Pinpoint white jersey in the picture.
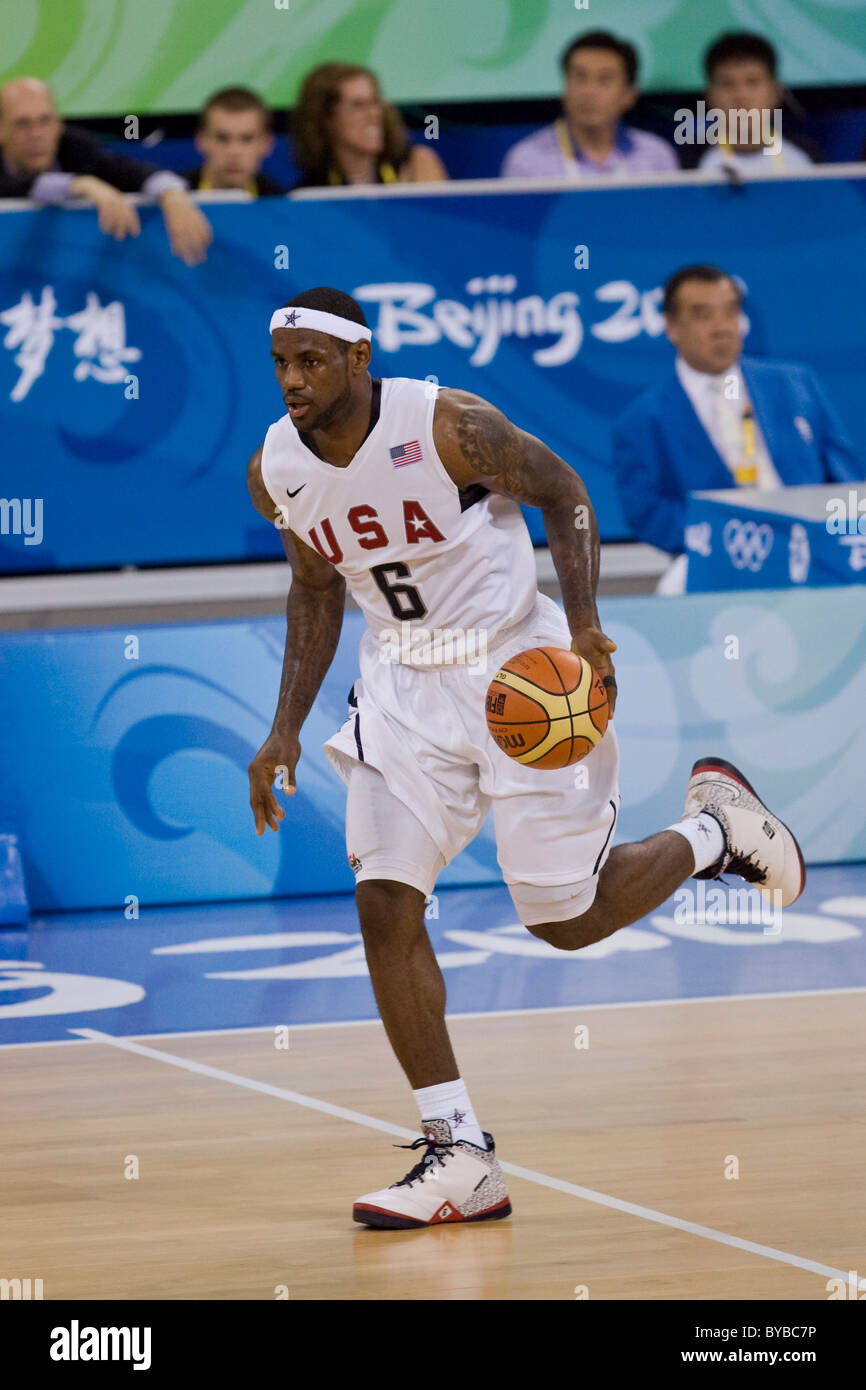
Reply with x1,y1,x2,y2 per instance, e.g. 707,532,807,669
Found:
260,376,538,665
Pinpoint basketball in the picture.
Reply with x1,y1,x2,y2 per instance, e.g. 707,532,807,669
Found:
485,646,609,769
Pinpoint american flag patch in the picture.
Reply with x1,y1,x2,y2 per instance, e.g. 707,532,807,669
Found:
390,439,423,467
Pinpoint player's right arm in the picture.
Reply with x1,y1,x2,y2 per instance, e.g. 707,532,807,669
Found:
246,446,346,835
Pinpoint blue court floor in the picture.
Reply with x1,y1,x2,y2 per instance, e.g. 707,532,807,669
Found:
1,864,864,1046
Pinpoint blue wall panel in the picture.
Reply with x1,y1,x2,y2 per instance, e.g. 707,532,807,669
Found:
0,586,863,912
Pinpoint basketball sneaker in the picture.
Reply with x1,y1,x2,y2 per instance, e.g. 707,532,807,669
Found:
352,1118,511,1229
682,756,806,907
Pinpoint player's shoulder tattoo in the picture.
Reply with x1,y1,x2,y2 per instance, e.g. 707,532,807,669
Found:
454,399,519,478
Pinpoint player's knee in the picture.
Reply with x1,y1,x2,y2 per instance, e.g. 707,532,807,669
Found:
355,877,427,940
525,918,579,950
515,879,605,951
524,905,602,952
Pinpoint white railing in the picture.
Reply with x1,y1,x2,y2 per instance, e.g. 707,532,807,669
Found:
1,162,865,213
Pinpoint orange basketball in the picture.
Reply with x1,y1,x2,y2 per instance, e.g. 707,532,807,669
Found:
484,646,609,769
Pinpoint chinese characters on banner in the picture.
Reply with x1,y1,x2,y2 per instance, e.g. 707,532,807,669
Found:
0,287,141,401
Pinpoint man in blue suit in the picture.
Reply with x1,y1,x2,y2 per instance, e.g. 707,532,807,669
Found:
612,264,862,556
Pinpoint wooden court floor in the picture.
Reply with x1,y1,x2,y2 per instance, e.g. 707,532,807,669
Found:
2,992,864,1300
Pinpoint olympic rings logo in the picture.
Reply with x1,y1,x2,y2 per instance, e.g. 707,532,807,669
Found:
722,518,774,571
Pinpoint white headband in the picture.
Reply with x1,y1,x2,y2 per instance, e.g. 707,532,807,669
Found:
269,306,372,342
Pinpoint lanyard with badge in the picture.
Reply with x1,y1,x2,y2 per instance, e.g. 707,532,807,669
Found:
328,161,398,185
734,404,758,485
554,118,584,174
719,140,785,170
198,174,258,196
712,377,759,485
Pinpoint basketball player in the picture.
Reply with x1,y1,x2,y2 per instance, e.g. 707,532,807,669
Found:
247,287,805,1229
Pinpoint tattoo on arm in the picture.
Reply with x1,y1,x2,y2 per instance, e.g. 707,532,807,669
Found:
272,568,345,735
247,445,345,733
543,493,600,632
455,406,561,505
454,402,601,628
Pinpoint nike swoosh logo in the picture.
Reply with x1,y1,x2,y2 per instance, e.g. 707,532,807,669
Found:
286,484,306,498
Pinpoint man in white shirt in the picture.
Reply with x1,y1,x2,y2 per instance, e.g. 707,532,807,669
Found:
612,264,862,586
697,33,814,176
673,355,781,491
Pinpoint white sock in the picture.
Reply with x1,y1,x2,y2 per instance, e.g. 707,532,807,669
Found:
413,1077,488,1150
667,813,725,872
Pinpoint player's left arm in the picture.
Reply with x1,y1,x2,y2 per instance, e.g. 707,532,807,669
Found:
433,388,617,711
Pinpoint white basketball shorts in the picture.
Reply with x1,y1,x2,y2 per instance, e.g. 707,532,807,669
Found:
324,592,620,926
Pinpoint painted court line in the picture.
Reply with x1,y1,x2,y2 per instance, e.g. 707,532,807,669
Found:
71,1026,862,1289
1,983,865,1050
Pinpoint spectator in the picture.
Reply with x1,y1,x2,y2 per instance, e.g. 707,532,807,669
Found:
500,31,678,180
697,33,815,174
291,63,447,187
0,77,212,265
612,264,861,561
183,86,285,196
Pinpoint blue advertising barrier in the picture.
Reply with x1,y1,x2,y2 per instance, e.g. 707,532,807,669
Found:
0,585,863,912
2,173,866,573
685,483,866,592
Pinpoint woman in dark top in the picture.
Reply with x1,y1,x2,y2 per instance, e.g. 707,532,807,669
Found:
291,62,448,188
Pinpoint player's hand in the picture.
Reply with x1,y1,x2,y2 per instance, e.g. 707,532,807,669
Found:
248,732,300,836
571,627,617,716
73,177,141,240
159,189,212,266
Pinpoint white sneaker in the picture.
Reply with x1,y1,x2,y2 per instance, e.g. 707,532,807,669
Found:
353,1118,512,1229
683,756,806,908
